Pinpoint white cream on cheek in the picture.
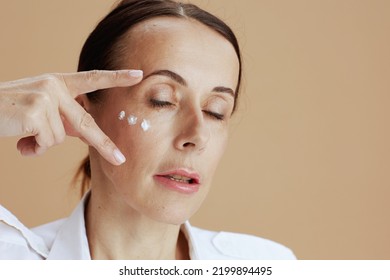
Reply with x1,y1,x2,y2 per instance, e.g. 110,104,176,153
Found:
118,110,126,120
141,119,151,131
127,115,138,125
118,110,151,131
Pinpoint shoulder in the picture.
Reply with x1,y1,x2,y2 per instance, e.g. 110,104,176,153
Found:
188,225,296,260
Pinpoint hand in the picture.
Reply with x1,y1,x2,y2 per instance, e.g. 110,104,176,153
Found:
0,69,143,165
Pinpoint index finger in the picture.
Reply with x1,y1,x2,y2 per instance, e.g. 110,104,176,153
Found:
62,99,126,165
59,69,143,97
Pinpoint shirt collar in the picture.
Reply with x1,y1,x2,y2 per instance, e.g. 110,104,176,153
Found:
46,192,91,259
46,192,200,260
0,204,49,258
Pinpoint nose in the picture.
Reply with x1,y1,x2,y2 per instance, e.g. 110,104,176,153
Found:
173,109,210,153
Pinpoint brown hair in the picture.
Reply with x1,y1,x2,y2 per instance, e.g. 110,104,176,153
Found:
74,0,242,196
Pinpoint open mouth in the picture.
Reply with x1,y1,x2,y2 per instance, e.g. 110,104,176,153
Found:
161,174,198,184
154,170,201,194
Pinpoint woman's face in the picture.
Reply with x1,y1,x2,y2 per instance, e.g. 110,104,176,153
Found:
88,17,239,224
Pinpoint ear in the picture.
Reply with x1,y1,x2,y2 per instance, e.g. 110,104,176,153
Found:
75,94,91,112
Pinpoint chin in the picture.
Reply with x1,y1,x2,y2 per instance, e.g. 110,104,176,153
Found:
145,204,200,225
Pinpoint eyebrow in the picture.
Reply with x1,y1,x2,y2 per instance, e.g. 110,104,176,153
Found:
144,69,235,97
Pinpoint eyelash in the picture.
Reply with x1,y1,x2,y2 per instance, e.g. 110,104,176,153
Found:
204,111,225,121
150,99,174,108
149,99,225,121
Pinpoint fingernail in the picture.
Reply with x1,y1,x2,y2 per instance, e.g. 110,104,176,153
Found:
113,149,126,164
129,70,143,77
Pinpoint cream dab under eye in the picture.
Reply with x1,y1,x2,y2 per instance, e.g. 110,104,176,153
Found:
118,111,126,120
117,110,151,131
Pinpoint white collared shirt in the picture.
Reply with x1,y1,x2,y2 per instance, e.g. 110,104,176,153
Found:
0,194,296,260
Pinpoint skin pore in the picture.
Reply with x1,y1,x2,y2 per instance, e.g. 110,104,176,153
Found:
80,17,239,259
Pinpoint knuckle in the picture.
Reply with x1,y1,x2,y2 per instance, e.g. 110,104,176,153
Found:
31,74,63,101
31,91,51,105
22,99,50,130
51,73,68,92
99,136,113,150
36,132,55,149
22,105,47,133
54,130,66,145
110,70,121,81
44,137,55,148
21,119,36,135
79,111,95,130
36,74,59,91
85,70,101,82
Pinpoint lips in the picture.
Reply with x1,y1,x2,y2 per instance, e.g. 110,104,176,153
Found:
154,169,201,194
160,174,199,184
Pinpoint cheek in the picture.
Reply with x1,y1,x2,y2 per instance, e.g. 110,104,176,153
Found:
213,132,228,161
205,128,229,173
110,107,175,154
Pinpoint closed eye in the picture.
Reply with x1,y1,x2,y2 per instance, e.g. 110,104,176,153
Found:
151,99,224,120
150,99,174,108
204,110,225,121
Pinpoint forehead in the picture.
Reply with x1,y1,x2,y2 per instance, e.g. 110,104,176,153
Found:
116,17,239,90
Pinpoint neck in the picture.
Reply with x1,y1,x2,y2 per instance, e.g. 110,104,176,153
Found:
85,188,189,260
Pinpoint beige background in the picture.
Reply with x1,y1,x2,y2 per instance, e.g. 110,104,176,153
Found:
0,0,389,259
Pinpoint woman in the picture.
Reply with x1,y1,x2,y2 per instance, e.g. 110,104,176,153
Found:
0,0,295,259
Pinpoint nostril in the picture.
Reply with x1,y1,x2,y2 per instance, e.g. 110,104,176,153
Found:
183,142,194,147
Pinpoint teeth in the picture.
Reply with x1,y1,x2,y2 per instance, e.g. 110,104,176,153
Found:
168,175,191,183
